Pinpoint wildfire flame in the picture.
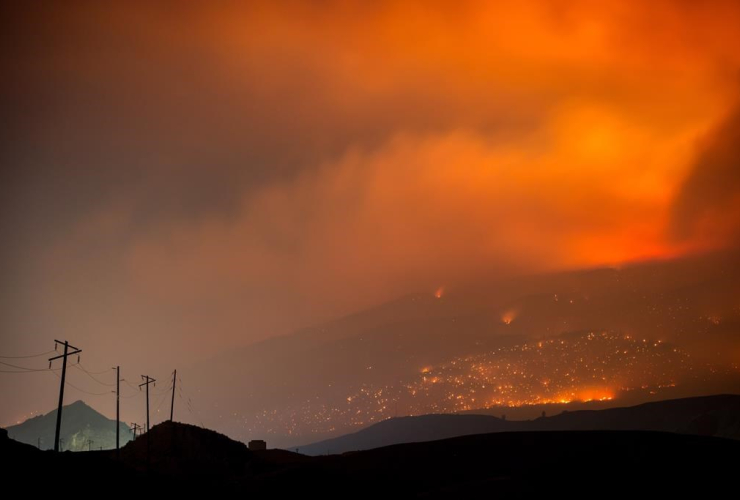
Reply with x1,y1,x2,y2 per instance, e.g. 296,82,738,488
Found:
501,309,518,325
555,388,615,403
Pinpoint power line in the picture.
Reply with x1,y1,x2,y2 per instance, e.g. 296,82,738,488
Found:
0,349,56,359
0,367,58,373
0,360,59,372
153,390,170,416
77,362,114,375
71,363,116,386
151,376,175,419
176,376,205,427
150,383,173,397
123,379,141,392
0,360,77,374
177,390,204,428
51,370,110,396
119,381,141,398
120,386,140,396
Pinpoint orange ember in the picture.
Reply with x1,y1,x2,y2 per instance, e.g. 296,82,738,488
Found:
501,309,518,325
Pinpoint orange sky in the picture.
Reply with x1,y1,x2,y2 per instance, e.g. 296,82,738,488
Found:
2,0,740,360
119,0,740,307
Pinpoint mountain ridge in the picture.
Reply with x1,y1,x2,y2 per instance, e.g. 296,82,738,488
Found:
296,393,740,455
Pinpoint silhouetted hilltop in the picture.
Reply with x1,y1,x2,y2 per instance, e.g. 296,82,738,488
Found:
0,427,38,456
297,394,740,455
5,399,131,451
298,413,517,455
2,424,738,496
529,393,740,437
0,424,144,493
302,430,740,496
113,420,252,476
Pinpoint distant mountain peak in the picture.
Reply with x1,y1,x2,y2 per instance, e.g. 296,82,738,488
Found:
5,399,131,451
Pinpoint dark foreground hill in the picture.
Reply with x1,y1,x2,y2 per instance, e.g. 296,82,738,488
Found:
2,421,739,496
111,419,253,476
298,394,740,455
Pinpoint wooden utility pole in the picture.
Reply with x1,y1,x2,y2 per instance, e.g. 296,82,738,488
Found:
114,365,120,459
170,369,177,421
139,375,156,432
139,374,156,472
49,340,82,452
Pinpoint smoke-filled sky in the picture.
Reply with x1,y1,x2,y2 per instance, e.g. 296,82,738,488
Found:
2,1,740,427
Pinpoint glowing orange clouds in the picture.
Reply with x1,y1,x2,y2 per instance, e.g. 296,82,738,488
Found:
17,0,740,346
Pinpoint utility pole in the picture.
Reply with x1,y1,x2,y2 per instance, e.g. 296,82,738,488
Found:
131,423,141,439
113,366,120,460
139,374,156,472
49,340,82,453
170,369,177,421
88,439,94,452
139,375,156,432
